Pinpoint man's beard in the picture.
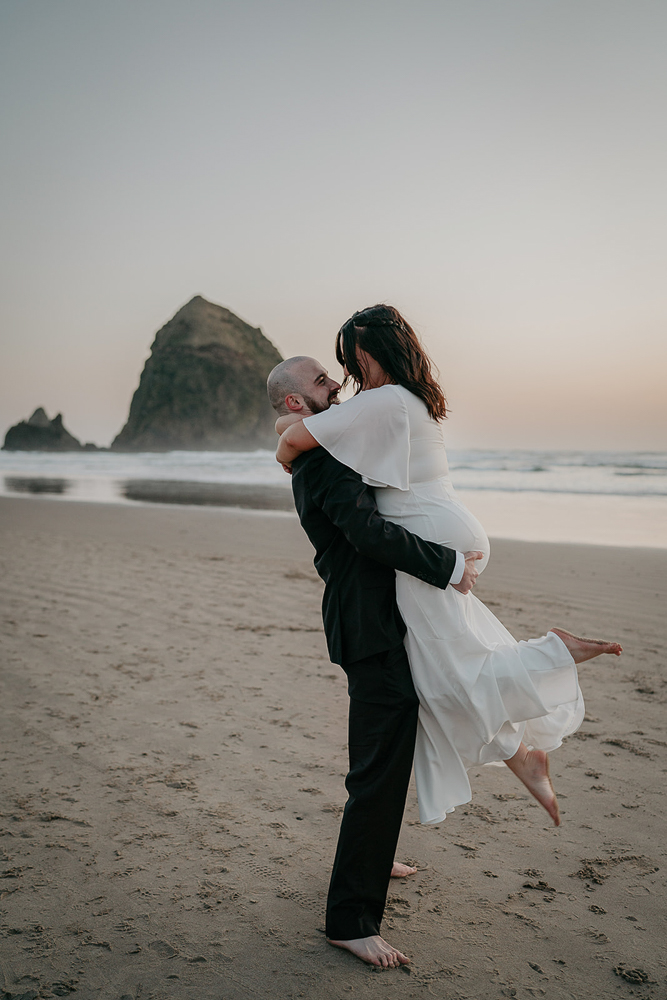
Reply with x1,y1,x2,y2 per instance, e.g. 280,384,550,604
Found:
302,389,339,414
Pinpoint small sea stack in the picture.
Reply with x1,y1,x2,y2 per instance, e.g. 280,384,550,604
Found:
2,408,90,451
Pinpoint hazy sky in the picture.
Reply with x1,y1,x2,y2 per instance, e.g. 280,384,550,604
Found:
1,0,666,449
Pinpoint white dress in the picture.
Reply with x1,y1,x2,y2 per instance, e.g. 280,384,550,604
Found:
304,385,584,824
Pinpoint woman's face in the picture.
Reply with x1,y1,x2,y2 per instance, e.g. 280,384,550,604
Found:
348,346,391,390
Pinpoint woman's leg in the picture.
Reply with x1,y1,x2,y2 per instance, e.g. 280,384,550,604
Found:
503,633,622,825
504,743,560,826
550,628,622,661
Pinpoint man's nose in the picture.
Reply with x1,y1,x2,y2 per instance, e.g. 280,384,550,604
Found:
327,377,341,391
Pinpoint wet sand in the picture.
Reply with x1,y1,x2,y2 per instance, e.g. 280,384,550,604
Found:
2,477,296,512
1,495,665,999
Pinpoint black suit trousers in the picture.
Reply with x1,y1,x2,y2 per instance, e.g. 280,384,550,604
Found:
325,643,419,940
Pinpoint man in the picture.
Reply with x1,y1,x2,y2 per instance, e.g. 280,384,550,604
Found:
266,356,480,968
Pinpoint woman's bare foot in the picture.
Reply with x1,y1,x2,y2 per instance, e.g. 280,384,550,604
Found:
550,628,622,663
505,744,561,826
391,862,417,878
327,935,410,968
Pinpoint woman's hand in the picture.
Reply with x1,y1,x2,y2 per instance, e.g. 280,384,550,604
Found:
276,421,320,466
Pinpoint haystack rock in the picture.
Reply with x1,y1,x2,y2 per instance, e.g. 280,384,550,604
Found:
3,408,85,451
112,296,283,451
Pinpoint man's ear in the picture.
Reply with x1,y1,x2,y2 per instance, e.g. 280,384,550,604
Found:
285,393,305,413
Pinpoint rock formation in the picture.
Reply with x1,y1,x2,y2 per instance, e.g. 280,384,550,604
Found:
112,296,283,451
3,408,86,451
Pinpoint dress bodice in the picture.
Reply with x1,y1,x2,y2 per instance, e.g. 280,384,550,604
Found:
303,384,450,490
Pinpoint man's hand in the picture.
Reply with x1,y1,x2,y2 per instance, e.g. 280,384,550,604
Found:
451,551,484,594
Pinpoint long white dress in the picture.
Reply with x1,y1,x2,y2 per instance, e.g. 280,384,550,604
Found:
304,385,584,824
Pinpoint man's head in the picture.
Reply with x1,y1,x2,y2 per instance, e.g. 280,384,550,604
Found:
267,356,341,416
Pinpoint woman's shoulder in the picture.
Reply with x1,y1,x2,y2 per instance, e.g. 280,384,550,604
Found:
344,383,406,409
304,384,407,431
393,383,430,412
349,383,407,415
302,384,411,490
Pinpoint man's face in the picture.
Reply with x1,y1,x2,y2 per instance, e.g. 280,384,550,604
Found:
295,359,341,414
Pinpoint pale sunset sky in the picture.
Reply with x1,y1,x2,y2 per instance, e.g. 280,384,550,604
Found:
1,0,666,449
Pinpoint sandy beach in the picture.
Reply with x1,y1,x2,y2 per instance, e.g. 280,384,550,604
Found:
1,495,666,1000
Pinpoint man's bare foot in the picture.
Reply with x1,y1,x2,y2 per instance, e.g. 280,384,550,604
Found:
391,862,417,878
327,934,410,968
550,628,622,663
505,744,561,826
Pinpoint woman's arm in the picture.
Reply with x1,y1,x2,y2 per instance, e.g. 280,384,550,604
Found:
276,421,320,466
275,412,304,435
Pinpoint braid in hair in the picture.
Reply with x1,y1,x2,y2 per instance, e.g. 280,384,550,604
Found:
335,305,448,421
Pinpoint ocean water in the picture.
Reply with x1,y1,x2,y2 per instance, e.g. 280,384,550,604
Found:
1,448,666,547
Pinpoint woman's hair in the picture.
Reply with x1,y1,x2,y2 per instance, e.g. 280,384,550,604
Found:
335,304,448,421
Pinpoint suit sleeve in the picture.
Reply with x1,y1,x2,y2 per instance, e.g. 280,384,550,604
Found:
305,450,457,590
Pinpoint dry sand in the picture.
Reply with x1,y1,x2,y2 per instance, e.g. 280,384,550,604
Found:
1,496,666,1000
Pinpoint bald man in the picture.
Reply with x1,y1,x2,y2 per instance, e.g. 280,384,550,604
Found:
267,357,475,968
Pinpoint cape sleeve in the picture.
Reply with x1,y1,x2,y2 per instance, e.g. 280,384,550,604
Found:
302,384,410,490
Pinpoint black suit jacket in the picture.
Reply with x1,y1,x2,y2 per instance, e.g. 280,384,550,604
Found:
291,448,457,666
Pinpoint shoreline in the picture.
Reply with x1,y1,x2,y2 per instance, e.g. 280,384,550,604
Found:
1,489,666,550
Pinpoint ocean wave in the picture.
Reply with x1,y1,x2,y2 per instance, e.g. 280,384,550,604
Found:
448,450,667,472
2,448,667,500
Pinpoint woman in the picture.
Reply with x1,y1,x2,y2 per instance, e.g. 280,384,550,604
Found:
277,305,621,826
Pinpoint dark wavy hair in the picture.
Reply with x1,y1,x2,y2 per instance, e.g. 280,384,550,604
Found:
335,304,448,421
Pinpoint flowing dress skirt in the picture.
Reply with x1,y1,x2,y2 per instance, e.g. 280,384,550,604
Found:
376,476,584,824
